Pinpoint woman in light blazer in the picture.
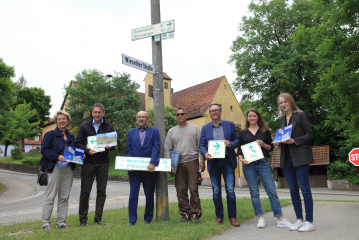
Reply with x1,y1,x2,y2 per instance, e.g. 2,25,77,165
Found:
273,93,315,232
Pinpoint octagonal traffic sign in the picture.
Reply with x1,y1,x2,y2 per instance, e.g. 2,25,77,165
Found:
349,148,359,166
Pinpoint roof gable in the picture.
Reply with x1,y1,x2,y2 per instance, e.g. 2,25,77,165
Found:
172,76,223,118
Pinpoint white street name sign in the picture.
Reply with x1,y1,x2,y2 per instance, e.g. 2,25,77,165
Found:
132,20,175,41
122,54,155,74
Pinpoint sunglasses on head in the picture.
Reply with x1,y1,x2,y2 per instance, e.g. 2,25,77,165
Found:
175,113,185,116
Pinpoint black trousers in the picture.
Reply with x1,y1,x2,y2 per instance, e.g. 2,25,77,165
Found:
79,163,109,222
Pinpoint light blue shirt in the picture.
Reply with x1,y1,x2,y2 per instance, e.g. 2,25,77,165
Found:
92,118,103,133
212,121,228,155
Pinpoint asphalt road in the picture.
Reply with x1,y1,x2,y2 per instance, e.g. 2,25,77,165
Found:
1,168,359,239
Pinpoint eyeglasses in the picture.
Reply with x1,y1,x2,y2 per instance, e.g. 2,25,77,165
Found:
209,109,221,113
175,113,185,116
136,116,148,119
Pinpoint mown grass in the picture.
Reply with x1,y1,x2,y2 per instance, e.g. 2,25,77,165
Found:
0,198,292,239
0,182,5,194
0,151,42,164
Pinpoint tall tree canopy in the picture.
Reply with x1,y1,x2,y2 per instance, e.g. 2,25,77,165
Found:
64,69,142,152
147,105,177,134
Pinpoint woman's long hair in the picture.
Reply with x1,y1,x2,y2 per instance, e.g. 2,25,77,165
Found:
277,93,302,117
243,108,269,133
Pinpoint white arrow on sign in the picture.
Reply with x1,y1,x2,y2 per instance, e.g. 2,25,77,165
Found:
132,20,175,41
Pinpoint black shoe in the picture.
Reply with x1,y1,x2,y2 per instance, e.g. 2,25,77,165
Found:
94,218,105,225
127,222,136,226
79,221,87,227
145,221,151,224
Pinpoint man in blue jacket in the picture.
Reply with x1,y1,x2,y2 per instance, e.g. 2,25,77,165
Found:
126,111,161,226
199,103,240,227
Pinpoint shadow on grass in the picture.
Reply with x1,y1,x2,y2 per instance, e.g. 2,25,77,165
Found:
0,198,292,239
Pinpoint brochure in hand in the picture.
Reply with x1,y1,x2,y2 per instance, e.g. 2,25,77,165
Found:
170,151,180,173
63,146,84,165
273,124,293,142
240,141,264,163
96,131,117,148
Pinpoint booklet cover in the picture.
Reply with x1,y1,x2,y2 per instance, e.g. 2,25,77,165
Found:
240,141,264,163
170,151,180,173
115,157,171,172
87,136,105,152
64,146,84,165
208,140,225,158
97,131,117,148
57,160,69,168
273,124,293,142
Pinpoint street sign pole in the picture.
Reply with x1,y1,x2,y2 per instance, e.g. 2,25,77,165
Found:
151,0,169,221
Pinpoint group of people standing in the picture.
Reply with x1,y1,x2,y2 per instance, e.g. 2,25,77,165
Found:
39,92,315,233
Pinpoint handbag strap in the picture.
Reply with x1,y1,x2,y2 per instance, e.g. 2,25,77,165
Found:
44,130,56,173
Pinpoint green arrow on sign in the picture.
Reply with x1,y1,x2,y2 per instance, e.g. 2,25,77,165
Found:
214,143,220,150
249,145,256,153
167,22,172,27
90,139,96,144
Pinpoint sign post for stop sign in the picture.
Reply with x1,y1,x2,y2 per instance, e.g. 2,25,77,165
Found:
349,148,359,166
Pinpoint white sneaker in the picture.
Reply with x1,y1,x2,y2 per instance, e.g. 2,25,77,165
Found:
298,221,315,232
289,220,304,231
257,218,265,228
277,218,293,228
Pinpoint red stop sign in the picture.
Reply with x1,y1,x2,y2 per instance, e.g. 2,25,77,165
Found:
349,148,359,166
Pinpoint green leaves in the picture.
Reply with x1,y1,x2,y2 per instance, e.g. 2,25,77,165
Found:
147,105,177,134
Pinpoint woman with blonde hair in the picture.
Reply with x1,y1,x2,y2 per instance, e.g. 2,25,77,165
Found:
237,108,292,228
40,110,78,230
273,93,315,232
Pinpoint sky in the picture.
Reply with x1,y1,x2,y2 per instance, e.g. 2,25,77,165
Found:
0,0,253,117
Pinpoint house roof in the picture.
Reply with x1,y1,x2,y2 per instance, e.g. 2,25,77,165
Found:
163,72,172,80
271,145,330,167
42,118,55,128
136,92,146,111
172,76,224,118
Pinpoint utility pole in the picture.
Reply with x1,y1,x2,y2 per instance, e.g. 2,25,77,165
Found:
151,0,169,221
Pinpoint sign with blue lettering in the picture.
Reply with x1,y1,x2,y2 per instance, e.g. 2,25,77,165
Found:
115,157,171,172
240,141,264,163
208,140,225,158
122,54,155,74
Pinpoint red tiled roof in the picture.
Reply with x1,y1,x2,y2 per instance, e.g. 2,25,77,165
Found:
172,76,224,118
163,72,172,80
136,92,146,111
271,145,330,167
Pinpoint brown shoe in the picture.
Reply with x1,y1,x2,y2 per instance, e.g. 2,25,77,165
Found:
230,218,240,227
192,215,200,224
215,218,223,225
79,221,86,227
177,216,190,223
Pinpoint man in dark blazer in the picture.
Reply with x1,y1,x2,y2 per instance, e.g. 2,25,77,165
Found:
126,111,161,226
199,103,240,227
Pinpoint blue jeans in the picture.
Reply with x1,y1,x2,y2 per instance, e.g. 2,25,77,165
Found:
243,158,282,217
282,158,313,222
209,158,237,220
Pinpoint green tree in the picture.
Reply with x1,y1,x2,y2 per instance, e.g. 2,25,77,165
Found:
16,87,52,125
64,69,142,153
147,105,177,134
2,103,40,157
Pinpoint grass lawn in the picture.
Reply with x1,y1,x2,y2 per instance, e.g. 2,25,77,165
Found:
0,182,5,194
0,198,292,239
0,151,42,164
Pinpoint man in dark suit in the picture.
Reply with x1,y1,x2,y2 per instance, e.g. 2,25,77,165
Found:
126,111,161,226
199,103,240,227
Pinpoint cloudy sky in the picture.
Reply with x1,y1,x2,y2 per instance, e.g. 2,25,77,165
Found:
0,0,252,116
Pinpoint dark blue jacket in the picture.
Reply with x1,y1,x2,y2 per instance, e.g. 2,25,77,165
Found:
39,127,76,170
199,120,239,172
126,126,161,175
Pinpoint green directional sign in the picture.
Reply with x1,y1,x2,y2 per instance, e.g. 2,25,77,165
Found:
208,140,225,158
241,141,264,163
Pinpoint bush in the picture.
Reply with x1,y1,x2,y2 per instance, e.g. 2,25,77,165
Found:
22,157,41,166
328,161,359,184
11,147,23,160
